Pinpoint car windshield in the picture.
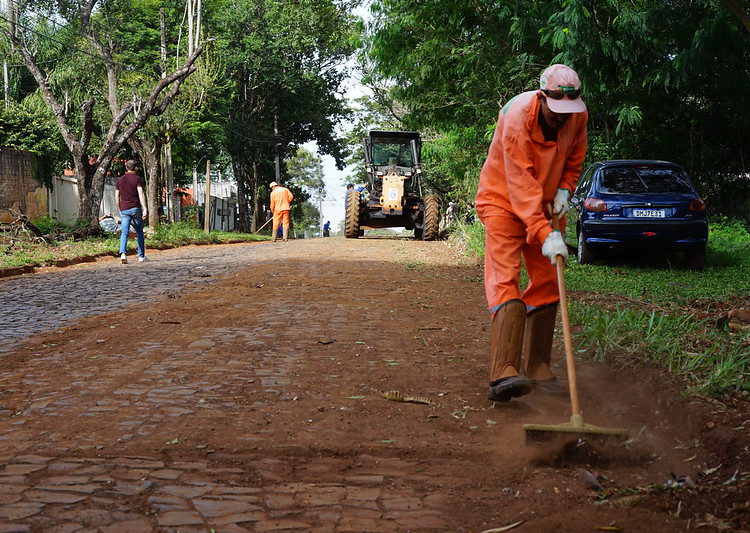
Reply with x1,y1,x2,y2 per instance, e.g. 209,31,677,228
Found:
371,141,414,167
599,166,694,194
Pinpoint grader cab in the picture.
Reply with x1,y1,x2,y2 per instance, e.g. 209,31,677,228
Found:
344,130,439,240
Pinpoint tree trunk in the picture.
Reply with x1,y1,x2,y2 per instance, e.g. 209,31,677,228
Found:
76,163,99,228
252,160,260,232
129,137,163,227
234,157,250,233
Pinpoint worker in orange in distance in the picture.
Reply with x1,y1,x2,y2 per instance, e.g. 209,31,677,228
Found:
269,181,294,242
474,64,588,403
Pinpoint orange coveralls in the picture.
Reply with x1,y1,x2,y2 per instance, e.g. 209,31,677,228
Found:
475,91,588,315
270,186,294,235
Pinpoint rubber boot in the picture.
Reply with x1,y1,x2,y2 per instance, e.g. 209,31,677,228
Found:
487,299,532,402
282,226,289,242
523,304,567,396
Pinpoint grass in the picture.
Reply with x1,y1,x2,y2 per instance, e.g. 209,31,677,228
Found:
451,217,750,394
0,221,269,270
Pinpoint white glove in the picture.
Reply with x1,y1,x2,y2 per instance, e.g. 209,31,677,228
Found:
542,230,568,265
553,188,571,215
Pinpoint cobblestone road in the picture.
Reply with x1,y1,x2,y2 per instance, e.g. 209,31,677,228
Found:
0,239,713,532
0,243,269,353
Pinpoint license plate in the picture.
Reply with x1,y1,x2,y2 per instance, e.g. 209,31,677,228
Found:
633,209,666,218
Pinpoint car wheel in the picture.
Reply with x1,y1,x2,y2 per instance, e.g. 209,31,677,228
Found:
577,230,596,264
685,247,706,270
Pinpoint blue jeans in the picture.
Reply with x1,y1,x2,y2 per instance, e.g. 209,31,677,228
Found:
119,207,146,257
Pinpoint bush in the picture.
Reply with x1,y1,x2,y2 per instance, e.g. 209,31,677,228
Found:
32,215,73,235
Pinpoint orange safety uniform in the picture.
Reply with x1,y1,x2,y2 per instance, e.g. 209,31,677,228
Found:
475,91,587,314
270,186,294,235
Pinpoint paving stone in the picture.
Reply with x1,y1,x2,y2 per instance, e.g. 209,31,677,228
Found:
193,499,261,518
24,490,87,504
45,524,83,533
335,517,397,532
0,503,45,520
381,497,422,511
254,519,313,532
345,487,381,501
11,456,51,465
110,468,151,481
149,469,183,480
100,519,153,533
46,508,112,526
43,476,92,485
34,484,100,495
344,475,384,484
156,511,204,527
210,525,251,533
263,494,296,510
161,485,211,498
111,458,164,469
0,523,31,533
210,511,266,525
0,465,44,476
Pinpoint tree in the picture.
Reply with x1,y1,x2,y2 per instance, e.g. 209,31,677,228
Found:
365,0,750,212
213,0,359,232
0,0,204,229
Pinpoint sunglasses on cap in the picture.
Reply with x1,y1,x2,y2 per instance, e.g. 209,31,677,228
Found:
542,87,582,100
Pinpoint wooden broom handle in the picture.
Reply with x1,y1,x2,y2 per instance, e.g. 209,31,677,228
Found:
550,211,582,417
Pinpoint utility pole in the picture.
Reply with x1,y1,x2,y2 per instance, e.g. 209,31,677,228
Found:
160,8,176,223
204,159,211,234
318,187,323,237
4,59,10,109
274,114,281,183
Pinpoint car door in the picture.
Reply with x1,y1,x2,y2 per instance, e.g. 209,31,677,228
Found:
564,164,596,246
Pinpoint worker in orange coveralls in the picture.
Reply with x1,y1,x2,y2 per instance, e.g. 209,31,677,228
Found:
475,64,588,403
269,181,294,242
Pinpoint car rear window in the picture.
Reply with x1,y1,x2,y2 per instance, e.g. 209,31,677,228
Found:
599,166,694,194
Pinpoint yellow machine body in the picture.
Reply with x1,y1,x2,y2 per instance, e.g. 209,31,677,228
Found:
380,172,406,215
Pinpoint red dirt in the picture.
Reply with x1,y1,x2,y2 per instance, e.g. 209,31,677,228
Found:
0,237,747,532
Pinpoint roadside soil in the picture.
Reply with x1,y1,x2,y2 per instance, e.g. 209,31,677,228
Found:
0,237,748,532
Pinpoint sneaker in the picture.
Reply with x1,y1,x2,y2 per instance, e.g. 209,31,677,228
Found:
120,253,128,264
138,256,150,263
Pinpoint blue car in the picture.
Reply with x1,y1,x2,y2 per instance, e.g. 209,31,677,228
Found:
564,160,708,269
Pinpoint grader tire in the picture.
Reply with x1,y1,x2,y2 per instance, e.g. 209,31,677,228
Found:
345,190,361,238
422,195,440,241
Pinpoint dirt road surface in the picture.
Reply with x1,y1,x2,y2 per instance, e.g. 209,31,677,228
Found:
1,237,747,532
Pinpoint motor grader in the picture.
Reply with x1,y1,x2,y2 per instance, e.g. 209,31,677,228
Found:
344,130,440,239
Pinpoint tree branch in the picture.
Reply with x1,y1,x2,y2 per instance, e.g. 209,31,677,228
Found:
0,28,79,154
79,0,120,114
722,0,750,33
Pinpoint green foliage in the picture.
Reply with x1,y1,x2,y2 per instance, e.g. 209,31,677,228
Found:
365,0,750,214
0,103,67,183
421,126,490,199
0,223,269,270
31,215,74,235
571,303,749,395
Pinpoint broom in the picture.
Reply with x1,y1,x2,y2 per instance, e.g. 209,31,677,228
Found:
523,211,630,441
